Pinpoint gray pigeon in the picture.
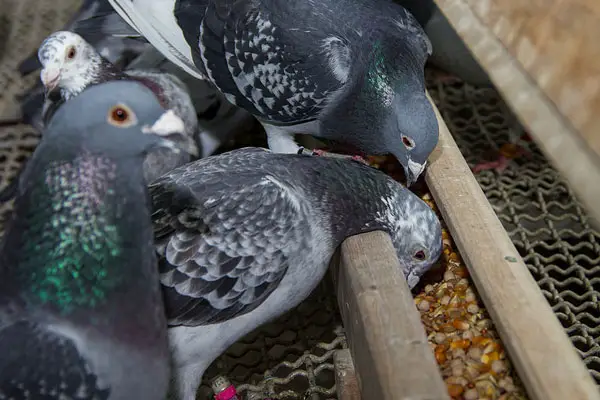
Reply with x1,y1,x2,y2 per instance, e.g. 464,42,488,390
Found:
0,81,180,399
107,0,439,186
37,30,199,182
124,45,260,158
149,147,443,400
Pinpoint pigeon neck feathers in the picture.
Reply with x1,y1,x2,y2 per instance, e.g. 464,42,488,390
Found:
61,55,124,100
0,135,157,331
291,158,412,243
319,35,428,151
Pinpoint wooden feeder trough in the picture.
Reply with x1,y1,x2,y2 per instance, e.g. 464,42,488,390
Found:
329,99,600,400
330,0,600,397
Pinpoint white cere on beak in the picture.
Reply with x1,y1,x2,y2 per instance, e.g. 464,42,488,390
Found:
142,110,185,137
408,159,426,180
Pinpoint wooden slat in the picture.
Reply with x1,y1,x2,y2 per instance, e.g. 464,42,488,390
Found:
331,231,450,400
424,97,600,400
333,349,362,400
432,0,600,225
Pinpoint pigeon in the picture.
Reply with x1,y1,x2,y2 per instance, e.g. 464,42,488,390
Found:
124,45,260,158
148,146,444,399
389,0,533,173
37,30,199,182
6,31,257,161
0,80,182,399
17,0,146,78
107,0,439,186
3,0,148,131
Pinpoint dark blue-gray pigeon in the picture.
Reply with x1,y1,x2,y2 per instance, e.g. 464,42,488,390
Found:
107,0,439,186
0,80,180,399
149,146,444,399
389,0,533,173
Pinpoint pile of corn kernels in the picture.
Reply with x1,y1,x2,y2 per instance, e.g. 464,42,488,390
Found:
367,155,528,400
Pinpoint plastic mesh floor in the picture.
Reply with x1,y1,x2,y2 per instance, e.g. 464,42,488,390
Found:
0,0,598,398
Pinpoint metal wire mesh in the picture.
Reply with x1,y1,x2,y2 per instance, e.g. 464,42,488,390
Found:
0,0,598,397
427,76,600,385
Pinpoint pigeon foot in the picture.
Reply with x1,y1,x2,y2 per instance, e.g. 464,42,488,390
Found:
471,143,532,174
298,147,368,165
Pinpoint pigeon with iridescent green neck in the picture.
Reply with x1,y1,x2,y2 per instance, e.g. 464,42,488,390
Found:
0,81,180,400
107,0,439,186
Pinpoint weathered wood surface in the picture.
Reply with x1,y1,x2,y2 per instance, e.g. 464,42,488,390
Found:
424,97,600,400
331,231,450,400
333,349,362,400
433,0,600,224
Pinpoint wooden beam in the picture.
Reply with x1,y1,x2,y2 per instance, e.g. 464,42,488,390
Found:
333,349,362,400
331,231,450,400
432,0,600,225
424,97,600,400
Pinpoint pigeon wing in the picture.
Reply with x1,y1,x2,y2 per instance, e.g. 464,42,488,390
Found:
149,149,309,326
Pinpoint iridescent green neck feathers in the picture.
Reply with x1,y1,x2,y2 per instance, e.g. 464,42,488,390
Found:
13,153,128,314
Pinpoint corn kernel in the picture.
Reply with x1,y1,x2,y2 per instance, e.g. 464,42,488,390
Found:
447,383,464,397
434,332,446,344
435,351,447,364
448,252,461,263
468,347,483,360
451,339,471,349
443,270,457,281
417,299,430,312
435,344,447,353
491,359,507,374
464,388,478,400
467,303,480,314
452,319,470,331
454,266,469,278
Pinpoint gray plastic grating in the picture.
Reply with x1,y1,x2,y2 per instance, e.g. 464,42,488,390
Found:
0,0,598,397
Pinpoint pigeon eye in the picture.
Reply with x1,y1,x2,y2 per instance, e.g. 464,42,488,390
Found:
107,104,137,128
413,250,426,261
66,46,76,60
402,135,415,150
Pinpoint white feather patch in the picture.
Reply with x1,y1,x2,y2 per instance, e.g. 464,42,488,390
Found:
107,0,206,79
142,110,185,136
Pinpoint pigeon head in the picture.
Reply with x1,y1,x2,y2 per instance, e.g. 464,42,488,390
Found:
45,80,184,158
38,31,106,99
321,39,438,186
381,182,443,289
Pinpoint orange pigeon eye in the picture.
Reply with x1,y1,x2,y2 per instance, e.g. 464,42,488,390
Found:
107,104,137,127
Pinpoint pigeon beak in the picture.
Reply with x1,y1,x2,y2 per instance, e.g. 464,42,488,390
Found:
406,271,419,290
40,68,61,98
405,159,426,187
142,110,187,155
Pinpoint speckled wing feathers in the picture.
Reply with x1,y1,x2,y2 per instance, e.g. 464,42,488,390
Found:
0,321,109,400
150,149,309,326
199,1,340,124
